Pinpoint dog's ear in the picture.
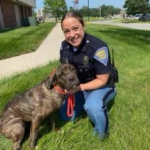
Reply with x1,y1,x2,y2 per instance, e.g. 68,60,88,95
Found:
47,69,57,89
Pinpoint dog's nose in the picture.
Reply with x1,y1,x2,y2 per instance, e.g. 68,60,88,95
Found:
68,75,75,81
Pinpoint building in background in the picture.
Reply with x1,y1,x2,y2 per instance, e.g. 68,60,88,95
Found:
0,0,36,29
37,8,43,18
36,8,53,21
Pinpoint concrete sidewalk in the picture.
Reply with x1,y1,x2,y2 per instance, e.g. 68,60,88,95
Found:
0,21,149,80
0,23,64,79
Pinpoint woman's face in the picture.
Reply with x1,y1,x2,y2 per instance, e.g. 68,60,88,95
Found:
62,17,85,47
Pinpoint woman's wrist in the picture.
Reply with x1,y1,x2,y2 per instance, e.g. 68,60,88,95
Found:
80,84,84,91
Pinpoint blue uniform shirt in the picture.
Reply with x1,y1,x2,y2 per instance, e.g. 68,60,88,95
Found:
60,33,111,83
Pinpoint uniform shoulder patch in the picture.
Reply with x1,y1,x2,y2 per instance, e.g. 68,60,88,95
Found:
94,47,108,66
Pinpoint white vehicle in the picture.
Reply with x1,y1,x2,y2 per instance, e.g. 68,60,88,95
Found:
133,14,142,20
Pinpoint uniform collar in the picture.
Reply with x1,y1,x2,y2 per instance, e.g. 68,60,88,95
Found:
77,33,89,53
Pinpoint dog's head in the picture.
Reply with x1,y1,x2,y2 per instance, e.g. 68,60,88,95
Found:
48,64,79,91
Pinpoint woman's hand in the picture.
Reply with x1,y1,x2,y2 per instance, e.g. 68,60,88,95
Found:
65,73,110,94
65,85,81,94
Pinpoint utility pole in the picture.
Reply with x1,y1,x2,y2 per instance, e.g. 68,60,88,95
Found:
99,5,101,19
88,0,89,21
73,0,79,11
73,1,75,10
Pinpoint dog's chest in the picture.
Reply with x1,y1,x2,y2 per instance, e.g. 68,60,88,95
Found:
33,98,62,117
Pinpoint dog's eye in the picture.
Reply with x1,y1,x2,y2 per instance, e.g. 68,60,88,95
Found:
71,67,76,72
59,74,64,79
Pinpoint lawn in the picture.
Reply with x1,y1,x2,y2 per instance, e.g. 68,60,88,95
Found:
0,24,150,150
0,22,56,60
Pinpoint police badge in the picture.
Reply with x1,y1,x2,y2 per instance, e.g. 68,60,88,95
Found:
83,56,89,65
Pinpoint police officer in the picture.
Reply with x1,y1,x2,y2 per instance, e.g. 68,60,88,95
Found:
59,11,116,138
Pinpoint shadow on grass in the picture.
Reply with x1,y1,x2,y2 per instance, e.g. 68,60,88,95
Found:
0,26,35,34
108,97,116,112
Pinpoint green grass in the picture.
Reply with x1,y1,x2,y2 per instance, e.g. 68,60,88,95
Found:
0,24,150,150
0,22,56,60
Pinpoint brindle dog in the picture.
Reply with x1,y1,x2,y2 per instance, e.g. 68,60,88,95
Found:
0,63,79,150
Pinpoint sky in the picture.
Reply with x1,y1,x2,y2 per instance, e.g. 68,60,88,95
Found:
36,0,126,10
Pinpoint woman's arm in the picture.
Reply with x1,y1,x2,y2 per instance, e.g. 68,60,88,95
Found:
80,73,110,91
65,73,110,94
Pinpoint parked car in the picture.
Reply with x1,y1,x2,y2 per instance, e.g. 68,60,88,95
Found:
126,15,133,19
139,14,150,21
133,14,143,20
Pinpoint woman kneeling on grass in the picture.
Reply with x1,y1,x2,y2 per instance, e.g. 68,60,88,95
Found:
59,11,117,138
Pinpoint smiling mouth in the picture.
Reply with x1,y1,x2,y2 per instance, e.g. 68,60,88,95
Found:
70,37,79,43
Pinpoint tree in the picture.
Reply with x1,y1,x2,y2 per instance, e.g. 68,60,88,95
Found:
43,0,67,22
103,5,114,17
79,6,89,17
68,6,74,12
113,8,121,15
124,0,150,15
90,8,100,17
100,5,121,17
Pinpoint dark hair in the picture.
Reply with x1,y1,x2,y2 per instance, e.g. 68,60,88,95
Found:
61,11,84,29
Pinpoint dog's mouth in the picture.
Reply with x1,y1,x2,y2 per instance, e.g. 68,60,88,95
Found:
66,83,79,91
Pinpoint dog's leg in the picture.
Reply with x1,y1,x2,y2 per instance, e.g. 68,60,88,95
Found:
30,118,41,149
12,121,25,150
49,113,62,133
13,139,23,150
49,113,56,131
1,119,25,150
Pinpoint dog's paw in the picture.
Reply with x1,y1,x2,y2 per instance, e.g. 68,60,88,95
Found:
14,143,22,150
58,129,64,134
53,127,64,134
30,142,36,150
